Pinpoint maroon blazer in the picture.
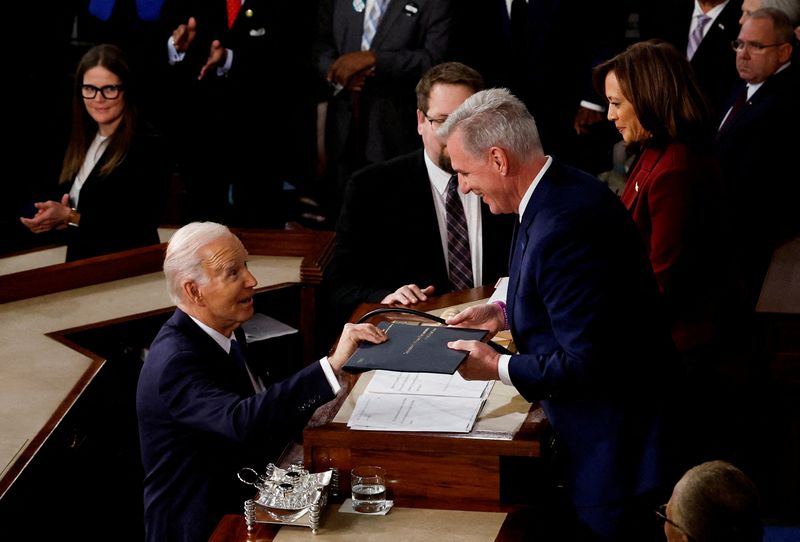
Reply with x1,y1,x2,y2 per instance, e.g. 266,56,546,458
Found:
621,142,740,352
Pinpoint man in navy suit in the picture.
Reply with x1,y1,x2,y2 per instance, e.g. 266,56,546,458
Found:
325,62,513,328
136,221,386,542
441,89,676,541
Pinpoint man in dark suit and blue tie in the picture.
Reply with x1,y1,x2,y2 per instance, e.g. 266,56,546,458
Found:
441,89,676,541
136,221,386,542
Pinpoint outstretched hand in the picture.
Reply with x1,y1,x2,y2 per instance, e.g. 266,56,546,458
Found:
448,339,500,381
328,323,388,373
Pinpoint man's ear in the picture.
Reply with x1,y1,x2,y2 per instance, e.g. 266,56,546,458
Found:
183,281,203,305
416,109,426,136
489,146,509,176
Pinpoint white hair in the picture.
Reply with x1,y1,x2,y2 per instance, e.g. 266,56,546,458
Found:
436,88,543,161
163,222,233,305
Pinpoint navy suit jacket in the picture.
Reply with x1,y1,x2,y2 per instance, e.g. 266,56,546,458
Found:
326,149,513,322
505,160,674,538
136,309,334,542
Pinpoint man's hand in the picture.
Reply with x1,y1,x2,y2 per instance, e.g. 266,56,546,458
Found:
328,323,388,373
381,285,435,306
327,51,376,90
198,40,227,80
19,194,71,233
446,303,504,335
172,17,197,53
573,106,605,135
448,340,500,380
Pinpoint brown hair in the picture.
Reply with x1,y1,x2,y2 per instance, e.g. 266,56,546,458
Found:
416,62,485,114
592,40,715,148
60,44,137,183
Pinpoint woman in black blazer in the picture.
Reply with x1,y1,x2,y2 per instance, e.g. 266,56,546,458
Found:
20,43,170,261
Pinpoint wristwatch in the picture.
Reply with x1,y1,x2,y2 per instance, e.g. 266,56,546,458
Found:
67,208,80,227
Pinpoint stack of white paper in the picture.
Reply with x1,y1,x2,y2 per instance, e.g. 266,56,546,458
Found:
347,371,492,433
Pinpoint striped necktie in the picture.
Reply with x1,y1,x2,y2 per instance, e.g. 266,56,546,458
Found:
687,13,711,59
361,0,390,51
446,175,474,291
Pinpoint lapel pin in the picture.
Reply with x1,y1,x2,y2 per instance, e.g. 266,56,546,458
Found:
353,0,365,13
404,2,419,15
635,182,639,192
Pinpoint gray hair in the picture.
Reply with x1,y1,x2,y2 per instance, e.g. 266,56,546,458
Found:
674,460,763,542
164,222,234,305
760,0,800,25
436,88,542,161
749,7,796,42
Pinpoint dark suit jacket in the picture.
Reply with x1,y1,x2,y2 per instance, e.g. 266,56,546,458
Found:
716,65,800,302
505,160,674,539
65,125,170,261
621,142,743,352
325,149,513,322
314,0,453,171
640,0,742,118
136,309,334,542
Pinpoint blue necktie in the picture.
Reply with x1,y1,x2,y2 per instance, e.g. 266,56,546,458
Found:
361,0,390,51
230,339,251,379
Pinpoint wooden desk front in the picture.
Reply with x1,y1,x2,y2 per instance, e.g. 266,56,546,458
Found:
302,288,548,510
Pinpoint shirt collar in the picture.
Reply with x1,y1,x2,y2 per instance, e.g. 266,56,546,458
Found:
518,155,553,221
188,314,234,354
693,0,728,20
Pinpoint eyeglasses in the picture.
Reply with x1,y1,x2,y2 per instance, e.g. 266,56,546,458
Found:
731,39,788,52
81,84,123,100
424,113,448,128
655,504,696,541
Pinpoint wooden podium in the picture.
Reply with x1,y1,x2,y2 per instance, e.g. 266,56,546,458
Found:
302,287,549,511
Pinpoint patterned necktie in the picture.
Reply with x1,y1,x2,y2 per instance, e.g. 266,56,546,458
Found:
361,0,390,51
687,14,711,59
446,175,474,291
227,0,241,29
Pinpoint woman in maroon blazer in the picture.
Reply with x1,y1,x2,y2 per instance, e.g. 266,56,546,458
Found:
593,41,764,468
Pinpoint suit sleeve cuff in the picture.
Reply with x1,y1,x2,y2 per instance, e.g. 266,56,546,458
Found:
319,356,341,394
498,354,513,386
167,36,186,64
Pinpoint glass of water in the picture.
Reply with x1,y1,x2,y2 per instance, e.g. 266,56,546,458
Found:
350,465,387,513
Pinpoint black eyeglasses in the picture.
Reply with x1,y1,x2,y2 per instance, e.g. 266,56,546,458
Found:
424,113,448,128
655,504,696,541
81,84,124,100
731,39,787,52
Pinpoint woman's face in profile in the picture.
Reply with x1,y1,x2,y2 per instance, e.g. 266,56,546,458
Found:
604,71,649,145
82,65,126,136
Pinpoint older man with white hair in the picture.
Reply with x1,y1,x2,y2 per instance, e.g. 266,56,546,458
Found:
136,221,386,542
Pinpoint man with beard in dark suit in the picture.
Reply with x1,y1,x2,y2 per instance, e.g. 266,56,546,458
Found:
325,62,513,326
